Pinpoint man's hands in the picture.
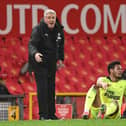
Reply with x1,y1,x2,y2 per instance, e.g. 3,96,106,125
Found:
35,52,43,63
97,82,110,90
96,78,110,90
100,82,110,90
35,53,64,70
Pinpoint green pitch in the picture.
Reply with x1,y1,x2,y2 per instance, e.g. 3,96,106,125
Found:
0,119,126,126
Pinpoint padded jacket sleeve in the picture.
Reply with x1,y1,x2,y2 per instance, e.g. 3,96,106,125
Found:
28,26,41,58
58,28,64,61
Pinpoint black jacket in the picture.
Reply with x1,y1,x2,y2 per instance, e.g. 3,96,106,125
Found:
28,18,64,72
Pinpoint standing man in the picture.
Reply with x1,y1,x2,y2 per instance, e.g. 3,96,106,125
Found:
28,9,64,120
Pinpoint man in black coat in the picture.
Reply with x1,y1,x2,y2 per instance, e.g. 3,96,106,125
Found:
28,9,64,120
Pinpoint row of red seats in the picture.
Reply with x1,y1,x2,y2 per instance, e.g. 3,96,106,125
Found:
1,36,126,93
0,36,126,119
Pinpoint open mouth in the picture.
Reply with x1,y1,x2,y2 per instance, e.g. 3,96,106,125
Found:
50,22,54,25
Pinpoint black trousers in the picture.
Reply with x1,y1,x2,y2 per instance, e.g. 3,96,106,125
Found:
34,63,56,118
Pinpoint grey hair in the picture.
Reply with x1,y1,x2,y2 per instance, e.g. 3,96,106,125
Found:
44,9,56,17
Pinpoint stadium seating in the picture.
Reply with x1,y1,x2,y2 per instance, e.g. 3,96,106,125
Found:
0,35,126,119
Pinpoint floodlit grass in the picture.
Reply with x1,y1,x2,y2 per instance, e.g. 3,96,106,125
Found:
0,119,126,126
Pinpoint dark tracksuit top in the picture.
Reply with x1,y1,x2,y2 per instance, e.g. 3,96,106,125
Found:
28,19,64,118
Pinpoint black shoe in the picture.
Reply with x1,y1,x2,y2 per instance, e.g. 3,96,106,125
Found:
49,115,59,120
83,115,89,119
39,116,48,120
82,112,89,119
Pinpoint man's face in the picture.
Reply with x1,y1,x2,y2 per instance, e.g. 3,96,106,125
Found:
44,12,56,29
112,64,123,78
